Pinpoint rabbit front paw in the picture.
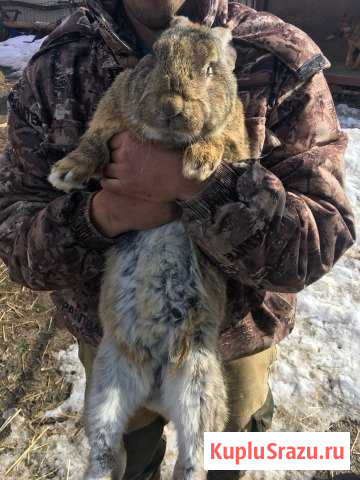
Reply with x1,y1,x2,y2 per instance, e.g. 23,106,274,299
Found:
48,152,99,193
183,143,222,182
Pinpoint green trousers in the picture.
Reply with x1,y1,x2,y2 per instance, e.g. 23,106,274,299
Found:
78,341,277,480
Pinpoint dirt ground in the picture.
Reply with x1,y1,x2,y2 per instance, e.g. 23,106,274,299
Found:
0,261,78,478
0,71,11,118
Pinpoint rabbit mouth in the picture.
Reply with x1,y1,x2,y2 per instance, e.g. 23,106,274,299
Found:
146,114,206,145
142,123,200,145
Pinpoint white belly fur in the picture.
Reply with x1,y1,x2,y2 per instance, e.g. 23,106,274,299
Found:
99,221,206,363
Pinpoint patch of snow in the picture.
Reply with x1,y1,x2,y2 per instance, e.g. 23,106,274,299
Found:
337,104,360,129
0,409,89,480
44,426,89,479
0,348,89,480
343,128,360,238
45,344,85,419
0,35,44,77
0,411,30,478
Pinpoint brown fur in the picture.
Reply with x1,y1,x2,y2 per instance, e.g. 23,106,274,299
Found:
48,17,249,192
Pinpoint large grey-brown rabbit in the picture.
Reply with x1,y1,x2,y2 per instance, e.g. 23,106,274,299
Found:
49,17,250,480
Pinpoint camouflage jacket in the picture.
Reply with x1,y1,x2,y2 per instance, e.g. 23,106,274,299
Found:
0,1,355,361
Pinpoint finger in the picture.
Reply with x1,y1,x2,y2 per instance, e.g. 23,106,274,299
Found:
218,0,228,25
109,131,127,150
226,16,238,31
202,0,219,26
101,177,141,198
101,177,125,194
104,163,122,179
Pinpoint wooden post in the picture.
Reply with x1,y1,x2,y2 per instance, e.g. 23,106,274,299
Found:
3,19,58,35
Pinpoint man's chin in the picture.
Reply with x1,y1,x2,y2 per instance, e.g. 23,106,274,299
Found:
141,13,175,30
124,1,184,30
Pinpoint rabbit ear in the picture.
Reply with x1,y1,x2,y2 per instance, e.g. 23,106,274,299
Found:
211,27,236,69
170,16,192,29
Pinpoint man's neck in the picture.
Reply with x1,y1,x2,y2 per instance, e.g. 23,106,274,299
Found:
123,3,163,49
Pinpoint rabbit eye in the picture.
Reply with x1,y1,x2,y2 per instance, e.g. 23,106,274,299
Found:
206,65,214,77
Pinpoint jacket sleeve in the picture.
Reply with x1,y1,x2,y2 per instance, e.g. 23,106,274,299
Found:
0,76,116,291
179,71,356,293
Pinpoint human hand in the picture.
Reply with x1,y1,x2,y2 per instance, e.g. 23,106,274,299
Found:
201,0,229,25
90,189,181,238
101,131,206,203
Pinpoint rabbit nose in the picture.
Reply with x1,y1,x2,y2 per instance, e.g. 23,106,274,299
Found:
161,95,184,119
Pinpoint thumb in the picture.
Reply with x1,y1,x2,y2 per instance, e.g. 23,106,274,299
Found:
218,0,229,25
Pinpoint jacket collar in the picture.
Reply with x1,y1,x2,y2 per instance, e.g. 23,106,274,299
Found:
39,0,138,63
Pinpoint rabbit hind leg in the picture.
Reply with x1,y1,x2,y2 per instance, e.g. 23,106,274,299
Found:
84,337,152,480
162,349,227,480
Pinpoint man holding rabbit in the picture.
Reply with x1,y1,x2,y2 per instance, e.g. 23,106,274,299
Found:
0,1,355,479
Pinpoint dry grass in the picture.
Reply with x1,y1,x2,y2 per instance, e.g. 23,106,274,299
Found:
0,70,12,120
0,69,8,94
0,120,7,145
312,418,360,480
0,260,77,478
0,261,73,422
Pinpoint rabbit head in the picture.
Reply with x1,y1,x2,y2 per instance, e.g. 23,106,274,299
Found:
125,16,238,146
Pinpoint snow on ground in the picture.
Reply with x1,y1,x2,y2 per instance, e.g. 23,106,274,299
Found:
0,405,89,480
0,35,44,77
44,344,86,420
337,103,360,129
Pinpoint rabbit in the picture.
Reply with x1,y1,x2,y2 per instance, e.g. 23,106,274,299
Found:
49,16,250,480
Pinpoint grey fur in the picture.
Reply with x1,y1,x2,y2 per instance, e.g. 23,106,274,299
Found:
85,223,227,480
